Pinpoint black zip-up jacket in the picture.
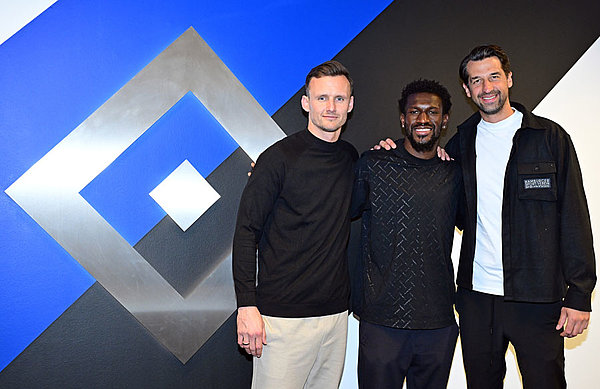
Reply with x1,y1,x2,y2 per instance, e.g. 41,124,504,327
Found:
446,103,596,311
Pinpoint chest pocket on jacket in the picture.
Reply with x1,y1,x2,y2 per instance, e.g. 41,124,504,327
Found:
517,162,557,201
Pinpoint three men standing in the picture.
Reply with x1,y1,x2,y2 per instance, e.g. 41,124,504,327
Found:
233,43,596,389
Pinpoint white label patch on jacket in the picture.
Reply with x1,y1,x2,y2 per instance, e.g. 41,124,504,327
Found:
523,177,551,189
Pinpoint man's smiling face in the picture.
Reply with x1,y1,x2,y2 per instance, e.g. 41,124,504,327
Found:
301,75,354,141
463,56,513,122
401,92,448,155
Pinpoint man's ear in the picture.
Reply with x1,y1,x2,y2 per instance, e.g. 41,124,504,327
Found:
507,71,513,89
400,113,405,128
462,83,471,98
442,113,449,128
301,95,309,113
347,96,354,113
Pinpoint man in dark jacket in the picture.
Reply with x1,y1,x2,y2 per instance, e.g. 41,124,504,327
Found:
445,44,596,389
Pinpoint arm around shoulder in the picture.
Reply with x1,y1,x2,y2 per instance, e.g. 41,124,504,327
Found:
444,132,460,162
349,153,370,219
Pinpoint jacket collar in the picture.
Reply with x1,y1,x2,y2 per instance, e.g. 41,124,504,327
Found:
457,101,545,133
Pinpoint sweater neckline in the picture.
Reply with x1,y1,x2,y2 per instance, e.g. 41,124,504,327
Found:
301,129,342,151
392,139,441,166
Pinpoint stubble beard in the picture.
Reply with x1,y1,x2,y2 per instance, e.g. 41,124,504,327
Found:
407,127,440,152
313,114,345,133
475,90,507,116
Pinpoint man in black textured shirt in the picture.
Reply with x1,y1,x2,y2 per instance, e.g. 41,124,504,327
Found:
351,80,462,389
233,61,358,389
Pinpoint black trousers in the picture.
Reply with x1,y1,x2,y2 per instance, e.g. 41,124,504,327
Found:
456,287,566,389
358,320,458,389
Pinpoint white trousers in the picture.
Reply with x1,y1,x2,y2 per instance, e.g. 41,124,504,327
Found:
252,311,348,389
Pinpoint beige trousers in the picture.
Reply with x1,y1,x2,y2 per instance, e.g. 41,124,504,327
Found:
251,311,348,389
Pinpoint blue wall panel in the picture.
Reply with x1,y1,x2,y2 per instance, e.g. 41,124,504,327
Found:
0,0,392,372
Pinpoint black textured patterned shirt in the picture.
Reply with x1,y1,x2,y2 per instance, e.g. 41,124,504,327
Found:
351,142,462,329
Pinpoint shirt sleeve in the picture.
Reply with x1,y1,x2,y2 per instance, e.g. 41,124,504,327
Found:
232,147,285,308
454,168,466,231
444,132,460,162
445,133,467,231
350,153,370,219
556,131,597,311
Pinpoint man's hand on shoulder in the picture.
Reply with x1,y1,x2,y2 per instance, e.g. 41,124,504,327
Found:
437,146,453,161
556,307,590,338
371,138,396,151
370,138,453,161
237,306,267,357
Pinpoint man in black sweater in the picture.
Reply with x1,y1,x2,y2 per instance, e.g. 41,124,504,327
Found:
233,61,358,389
352,80,462,389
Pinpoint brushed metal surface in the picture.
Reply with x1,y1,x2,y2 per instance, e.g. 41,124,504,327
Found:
5,27,285,363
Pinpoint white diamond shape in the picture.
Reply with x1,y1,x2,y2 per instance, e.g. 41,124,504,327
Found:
150,160,220,231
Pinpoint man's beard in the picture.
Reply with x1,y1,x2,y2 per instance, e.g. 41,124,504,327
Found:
475,90,507,116
407,128,440,152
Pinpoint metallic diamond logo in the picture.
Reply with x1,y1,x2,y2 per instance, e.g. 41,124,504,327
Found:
150,159,220,232
5,27,285,363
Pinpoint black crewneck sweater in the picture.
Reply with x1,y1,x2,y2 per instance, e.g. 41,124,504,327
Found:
233,129,358,318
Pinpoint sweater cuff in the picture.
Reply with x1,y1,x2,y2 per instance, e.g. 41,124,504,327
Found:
563,288,592,312
236,292,257,308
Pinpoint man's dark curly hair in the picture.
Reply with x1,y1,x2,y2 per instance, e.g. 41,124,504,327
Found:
398,79,452,115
